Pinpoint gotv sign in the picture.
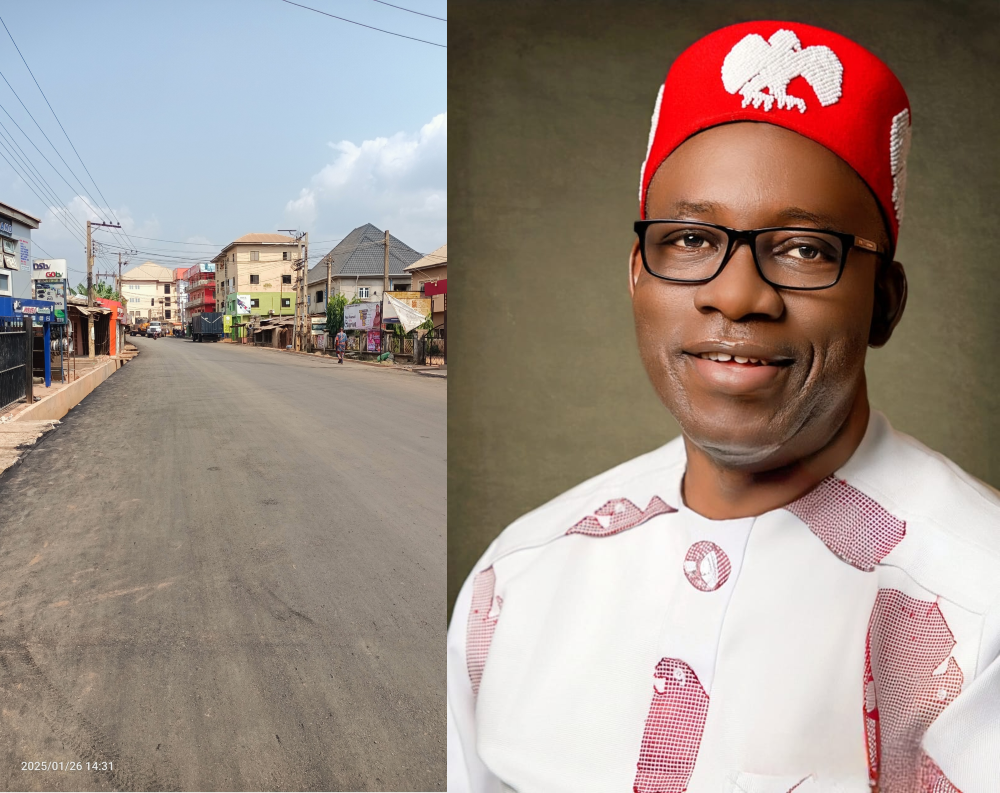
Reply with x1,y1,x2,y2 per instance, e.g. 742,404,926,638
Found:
0,219,12,236
31,258,67,281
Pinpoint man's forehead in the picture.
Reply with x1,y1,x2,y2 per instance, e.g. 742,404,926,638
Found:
656,199,844,230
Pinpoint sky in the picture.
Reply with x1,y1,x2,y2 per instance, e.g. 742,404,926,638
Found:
0,0,446,287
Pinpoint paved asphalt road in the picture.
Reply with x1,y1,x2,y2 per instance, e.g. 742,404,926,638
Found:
0,337,446,791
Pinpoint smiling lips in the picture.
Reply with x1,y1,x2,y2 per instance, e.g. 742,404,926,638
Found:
686,347,793,393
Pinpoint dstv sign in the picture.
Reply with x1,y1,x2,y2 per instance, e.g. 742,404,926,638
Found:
31,258,67,281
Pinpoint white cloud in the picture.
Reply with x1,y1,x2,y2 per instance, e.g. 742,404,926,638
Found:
285,112,446,254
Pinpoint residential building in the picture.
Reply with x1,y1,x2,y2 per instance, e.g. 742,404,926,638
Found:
305,224,421,314
403,243,447,329
0,200,40,299
181,262,217,317
211,233,299,337
120,261,180,322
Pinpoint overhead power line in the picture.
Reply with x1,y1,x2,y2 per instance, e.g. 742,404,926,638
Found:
0,13,136,253
368,0,446,22
280,0,446,48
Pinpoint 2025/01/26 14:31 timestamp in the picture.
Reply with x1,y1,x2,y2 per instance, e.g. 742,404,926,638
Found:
22,761,114,771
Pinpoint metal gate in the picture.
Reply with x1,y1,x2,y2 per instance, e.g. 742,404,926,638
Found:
0,317,29,412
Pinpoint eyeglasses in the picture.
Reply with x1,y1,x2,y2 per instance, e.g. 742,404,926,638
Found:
633,220,886,290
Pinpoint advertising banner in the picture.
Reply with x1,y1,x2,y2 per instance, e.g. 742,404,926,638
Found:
236,294,251,315
31,258,68,280
383,291,431,327
344,302,381,331
223,314,232,333
366,330,381,353
32,280,68,324
19,239,30,271
423,279,447,296
384,293,431,334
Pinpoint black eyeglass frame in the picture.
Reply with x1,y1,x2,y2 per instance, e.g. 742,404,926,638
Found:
633,219,887,291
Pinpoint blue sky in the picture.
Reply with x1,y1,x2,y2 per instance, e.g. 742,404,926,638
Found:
0,0,446,285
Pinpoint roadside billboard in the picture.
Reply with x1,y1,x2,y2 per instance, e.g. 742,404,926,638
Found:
31,258,68,280
383,291,431,325
32,280,68,323
344,302,381,331
236,294,251,315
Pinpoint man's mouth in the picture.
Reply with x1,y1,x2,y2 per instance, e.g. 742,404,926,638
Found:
692,351,791,367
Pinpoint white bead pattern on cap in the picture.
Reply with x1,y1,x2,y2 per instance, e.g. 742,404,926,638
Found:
638,84,664,204
721,29,843,113
890,108,912,227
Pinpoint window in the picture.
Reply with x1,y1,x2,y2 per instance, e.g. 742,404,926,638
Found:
165,310,171,319
165,298,171,306
151,298,155,306
358,286,369,299
282,274,292,285
281,297,290,308
164,284,171,294
250,298,260,308
0,272,9,296
250,274,259,285
250,251,259,261
283,251,289,261
316,290,324,304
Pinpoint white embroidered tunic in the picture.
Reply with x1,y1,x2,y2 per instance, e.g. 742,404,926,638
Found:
447,412,1000,793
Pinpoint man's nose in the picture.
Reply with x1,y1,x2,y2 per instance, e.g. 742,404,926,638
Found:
692,241,784,321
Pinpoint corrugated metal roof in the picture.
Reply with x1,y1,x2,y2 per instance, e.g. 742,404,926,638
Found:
307,224,422,286
404,243,447,272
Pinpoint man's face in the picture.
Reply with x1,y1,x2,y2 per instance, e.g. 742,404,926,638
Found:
630,122,890,471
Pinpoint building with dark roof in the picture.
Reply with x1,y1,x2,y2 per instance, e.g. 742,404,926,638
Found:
305,223,422,312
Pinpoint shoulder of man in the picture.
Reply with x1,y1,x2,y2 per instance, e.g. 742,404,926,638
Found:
477,435,687,571
842,412,1000,611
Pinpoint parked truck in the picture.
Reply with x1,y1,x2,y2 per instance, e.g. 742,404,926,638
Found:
191,312,224,342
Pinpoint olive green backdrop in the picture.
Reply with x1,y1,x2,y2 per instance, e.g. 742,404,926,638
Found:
449,0,1000,617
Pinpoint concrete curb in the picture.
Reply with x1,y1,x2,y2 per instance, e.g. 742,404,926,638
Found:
240,343,445,376
15,357,126,422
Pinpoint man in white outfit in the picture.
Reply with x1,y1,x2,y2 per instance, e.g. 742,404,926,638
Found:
448,20,1000,793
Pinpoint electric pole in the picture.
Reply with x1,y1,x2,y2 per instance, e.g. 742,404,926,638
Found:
326,249,332,349
279,229,308,351
85,220,121,359
383,229,389,356
301,232,308,351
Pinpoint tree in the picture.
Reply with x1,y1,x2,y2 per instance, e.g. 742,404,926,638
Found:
326,292,348,335
73,282,124,303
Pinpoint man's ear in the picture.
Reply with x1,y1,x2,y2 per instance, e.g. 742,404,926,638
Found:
629,239,643,298
869,259,907,348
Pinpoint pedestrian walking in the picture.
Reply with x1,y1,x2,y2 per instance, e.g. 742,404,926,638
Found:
335,327,347,364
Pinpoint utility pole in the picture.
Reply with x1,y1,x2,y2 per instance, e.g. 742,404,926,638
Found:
301,232,308,352
325,250,332,350
383,229,389,356
86,220,121,359
280,229,308,351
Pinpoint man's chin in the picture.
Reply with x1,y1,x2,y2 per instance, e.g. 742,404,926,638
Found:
675,411,795,472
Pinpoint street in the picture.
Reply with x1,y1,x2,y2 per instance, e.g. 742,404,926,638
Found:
0,338,446,791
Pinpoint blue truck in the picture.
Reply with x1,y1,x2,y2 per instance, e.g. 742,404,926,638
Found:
191,312,224,342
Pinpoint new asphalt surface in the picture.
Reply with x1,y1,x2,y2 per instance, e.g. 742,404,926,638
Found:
0,337,446,791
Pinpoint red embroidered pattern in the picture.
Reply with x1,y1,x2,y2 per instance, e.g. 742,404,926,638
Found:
786,477,905,570
634,659,709,793
567,496,676,537
918,756,963,793
683,541,731,592
864,589,964,793
466,567,501,697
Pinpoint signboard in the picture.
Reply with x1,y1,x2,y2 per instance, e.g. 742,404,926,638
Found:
313,332,326,349
384,292,431,333
423,279,447,296
31,258,67,280
1,237,16,270
383,291,431,324
32,280,68,324
0,218,12,236
0,297,55,323
236,294,251,315
223,314,232,333
366,330,381,353
344,302,381,331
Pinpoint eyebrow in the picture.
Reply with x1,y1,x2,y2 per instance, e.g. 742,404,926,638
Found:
661,201,845,231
